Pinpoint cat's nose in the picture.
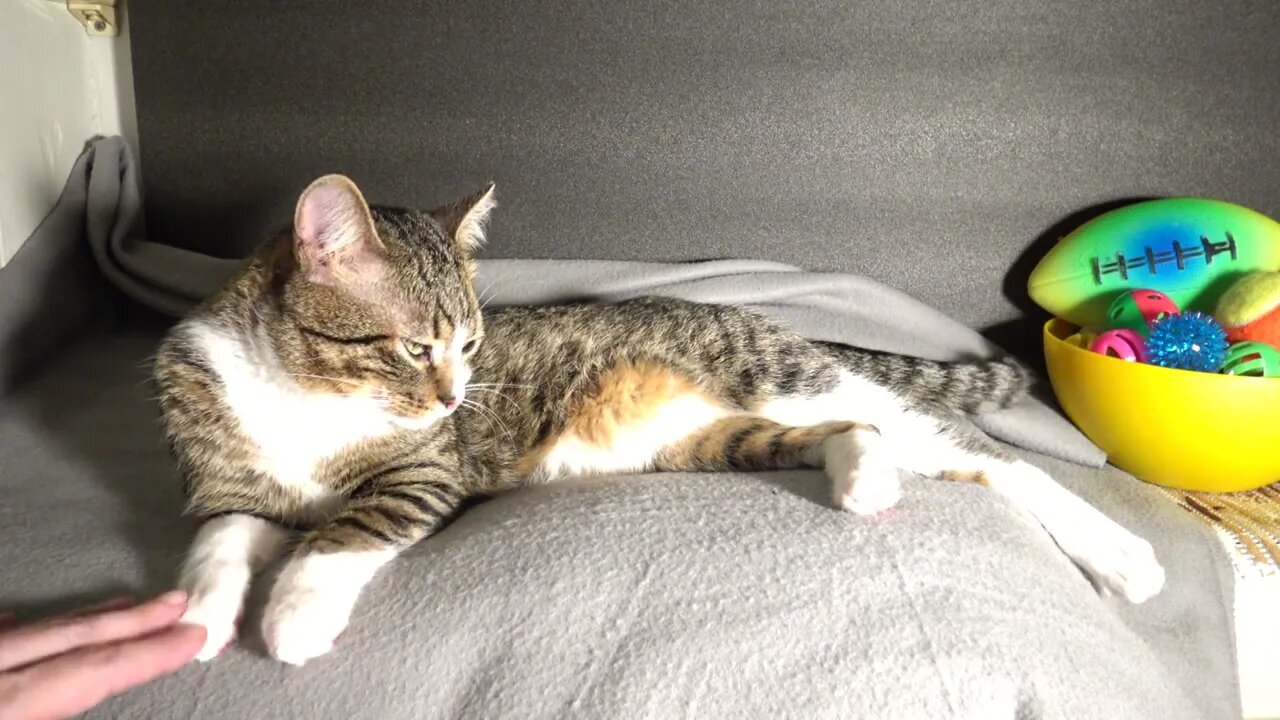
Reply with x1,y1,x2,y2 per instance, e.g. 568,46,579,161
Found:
440,394,458,410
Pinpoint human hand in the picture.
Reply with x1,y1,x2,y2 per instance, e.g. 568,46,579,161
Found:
0,591,206,720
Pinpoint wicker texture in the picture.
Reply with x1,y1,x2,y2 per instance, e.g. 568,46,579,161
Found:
1163,484,1280,568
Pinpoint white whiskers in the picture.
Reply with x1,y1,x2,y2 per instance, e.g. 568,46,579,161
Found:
477,282,497,312
458,397,514,440
465,386,521,412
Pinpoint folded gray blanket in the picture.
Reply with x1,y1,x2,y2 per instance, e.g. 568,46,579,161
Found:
0,136,1239,719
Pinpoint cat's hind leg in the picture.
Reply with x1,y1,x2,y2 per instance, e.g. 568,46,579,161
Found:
755,371,939,515
655,416,897,513
179,514,290,661
654,416,860,471
714,345,1164,601
820,424,900,515
903,423,1165,603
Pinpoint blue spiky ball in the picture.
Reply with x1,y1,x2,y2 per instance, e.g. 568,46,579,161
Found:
1144,311,1229,372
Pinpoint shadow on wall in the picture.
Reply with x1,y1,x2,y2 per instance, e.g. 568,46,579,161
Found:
985,198,1157,367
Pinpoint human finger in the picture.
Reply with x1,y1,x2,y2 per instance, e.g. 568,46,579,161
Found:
0,623,205,720
0,597,135,637
63,597,137,619
0,591,186,671
1,596,134,634
26,597,139,630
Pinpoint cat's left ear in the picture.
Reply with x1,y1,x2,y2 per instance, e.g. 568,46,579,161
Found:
429,183,496,253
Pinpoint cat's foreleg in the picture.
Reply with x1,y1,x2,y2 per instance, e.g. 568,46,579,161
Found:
179,513,290,661
261,468,469,666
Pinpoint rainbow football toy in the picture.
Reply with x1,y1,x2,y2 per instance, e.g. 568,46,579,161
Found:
1028,198,1280,327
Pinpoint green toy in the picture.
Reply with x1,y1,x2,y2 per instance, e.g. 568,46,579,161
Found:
1220,341,1280,377
1104,289,1180,336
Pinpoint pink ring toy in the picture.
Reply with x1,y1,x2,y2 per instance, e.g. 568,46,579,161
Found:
1090,328,1148,363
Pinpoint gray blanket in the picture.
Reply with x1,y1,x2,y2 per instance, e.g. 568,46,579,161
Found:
0,137,1239,719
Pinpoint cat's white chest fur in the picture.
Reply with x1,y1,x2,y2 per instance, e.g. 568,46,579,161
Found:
187,320,399,497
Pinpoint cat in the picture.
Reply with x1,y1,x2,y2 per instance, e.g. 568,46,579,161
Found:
153,175,1165,666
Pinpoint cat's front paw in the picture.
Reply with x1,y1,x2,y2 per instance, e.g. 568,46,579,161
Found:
180,594,241,662
178,563,252,662
261,574,357,666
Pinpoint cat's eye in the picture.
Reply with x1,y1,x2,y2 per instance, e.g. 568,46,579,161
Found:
402,339,431,360
461,339,478,354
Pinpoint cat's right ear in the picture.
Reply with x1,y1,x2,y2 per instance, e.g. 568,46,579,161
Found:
293,174,384,286
428,182,496,253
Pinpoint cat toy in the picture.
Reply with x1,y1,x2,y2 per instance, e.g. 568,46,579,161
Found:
1144,311,1229,372
1028,198,1280,327
1214,270,1280,347
1221,341,1280,378
1089,328,1148,362
1105,289,1179,335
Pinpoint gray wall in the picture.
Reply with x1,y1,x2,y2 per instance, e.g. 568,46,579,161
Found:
129,1,1280,345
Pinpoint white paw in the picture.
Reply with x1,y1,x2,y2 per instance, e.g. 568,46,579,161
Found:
260,549,394,664
178,559,251,662
837,473,902,515
261,581,355,666
180,594,241,661
1063,526,1166,604
825,428,901,515
177,514,291,661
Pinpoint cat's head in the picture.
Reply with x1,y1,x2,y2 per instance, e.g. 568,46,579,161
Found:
278,174,495,429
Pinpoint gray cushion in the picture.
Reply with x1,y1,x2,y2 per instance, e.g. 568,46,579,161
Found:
0,330,1240,719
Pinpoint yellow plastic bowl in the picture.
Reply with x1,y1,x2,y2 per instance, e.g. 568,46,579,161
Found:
1043,318,1280,492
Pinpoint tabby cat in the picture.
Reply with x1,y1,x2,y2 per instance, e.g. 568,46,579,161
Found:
153,175,1165,665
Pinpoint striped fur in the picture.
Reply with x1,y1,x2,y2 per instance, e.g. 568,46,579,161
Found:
656,417,867,473
819,343,1032,414
156,174,1164,666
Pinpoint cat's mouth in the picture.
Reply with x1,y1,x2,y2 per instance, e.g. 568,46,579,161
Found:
389,408,448,430
383,396,461,429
